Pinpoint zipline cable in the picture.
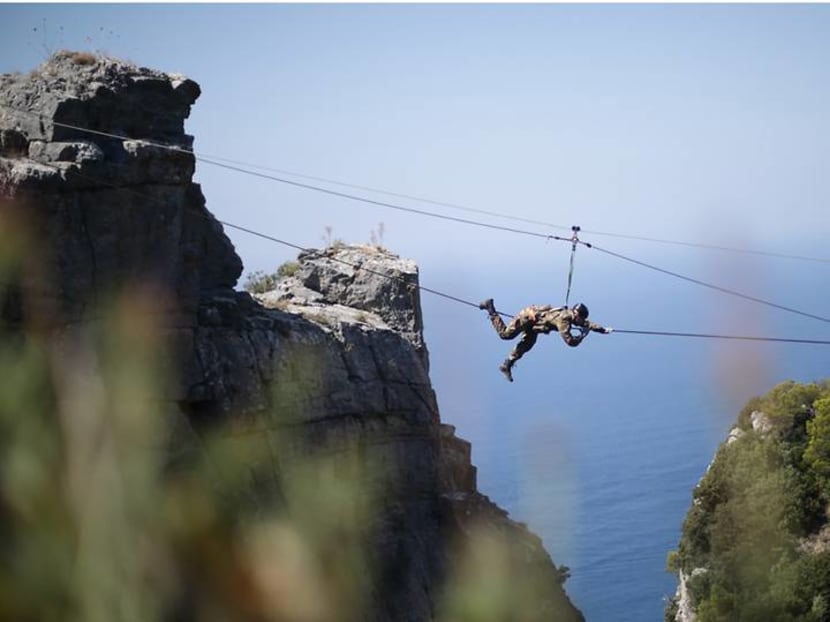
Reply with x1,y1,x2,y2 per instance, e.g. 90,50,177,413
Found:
190,153,830,265
175,155,830,327
2,101,828,264
16,156,486,313
613,329,830,345
171,156,830,327
218,220,482,311
187,153,576,233
12,146,829,327
590,243,830,325
11,156,830,346
198,153,830,326
3,103,828,326
0,105,562,240
194,155,571,243
582,229,830,264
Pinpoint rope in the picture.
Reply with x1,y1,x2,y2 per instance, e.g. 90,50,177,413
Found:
10,144,827,327
196,155,569,243
5,156,830,346
613,329,830,345
218,221,484,311
12,157,829,345
588,244,830,325
2,101,828,264
18,156,500,317
582,229,830,264
3,102,828,331
201,149,830,329
565,247,576,308
564,226,584,307
0,104,566,242
188,157,830,326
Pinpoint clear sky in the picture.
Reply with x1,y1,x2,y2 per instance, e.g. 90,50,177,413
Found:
2,6,830,620
2,3,829,278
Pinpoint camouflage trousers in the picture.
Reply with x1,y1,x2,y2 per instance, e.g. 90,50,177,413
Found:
487,308,538,363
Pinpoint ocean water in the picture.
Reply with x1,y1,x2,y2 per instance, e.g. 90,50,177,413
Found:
422,250,829,622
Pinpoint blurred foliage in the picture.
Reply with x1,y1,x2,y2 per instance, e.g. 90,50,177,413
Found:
0,210,575,622
436,522,575,622
670,380,830,621
736,395,764,431
664,598,679,622
244,262,300,294
666,550,680,574
0,289,392,622
806,398,830,498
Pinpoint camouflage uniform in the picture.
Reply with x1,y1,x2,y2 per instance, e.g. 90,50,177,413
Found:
481,301,610,381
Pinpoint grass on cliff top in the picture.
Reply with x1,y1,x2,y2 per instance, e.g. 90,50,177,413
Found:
52,50,98,65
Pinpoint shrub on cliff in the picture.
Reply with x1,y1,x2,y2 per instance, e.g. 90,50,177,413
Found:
53,50,98,65
671,380,830,621
243,261,300,294
806,397,830,498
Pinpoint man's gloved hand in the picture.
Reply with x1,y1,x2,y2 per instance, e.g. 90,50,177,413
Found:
604,327,614,334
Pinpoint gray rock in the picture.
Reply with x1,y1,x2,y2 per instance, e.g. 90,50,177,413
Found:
0,128,27,156
0,52,241,323
750,410,774,435
674,568,706,622
266,245,429,363
28,140,104,163
727,426,744,444
1,53,583,622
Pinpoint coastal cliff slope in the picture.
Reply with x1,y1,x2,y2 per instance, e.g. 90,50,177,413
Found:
0,52,583,622
667,380,830,622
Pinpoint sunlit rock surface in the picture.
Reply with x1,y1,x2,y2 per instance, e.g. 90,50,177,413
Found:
1,52,583,622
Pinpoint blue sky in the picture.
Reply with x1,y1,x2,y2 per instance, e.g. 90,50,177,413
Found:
2,3,829,279
3,6,830,619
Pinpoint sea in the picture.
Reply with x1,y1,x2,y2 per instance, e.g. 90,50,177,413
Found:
420,246,829,622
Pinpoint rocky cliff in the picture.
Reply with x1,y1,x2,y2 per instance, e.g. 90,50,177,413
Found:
667,381,830,622
0,52,583,621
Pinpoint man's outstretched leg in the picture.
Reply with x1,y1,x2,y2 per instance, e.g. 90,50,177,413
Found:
480,299,534,382
499,331,537,383
479,298,497,316
479,299,516,338
499,358,514,382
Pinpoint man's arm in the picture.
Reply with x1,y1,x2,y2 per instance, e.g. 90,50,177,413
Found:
559,321,613,346
558,324,584,347
587,320,613,334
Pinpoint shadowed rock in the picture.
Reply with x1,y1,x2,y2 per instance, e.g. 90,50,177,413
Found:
1,52,584,622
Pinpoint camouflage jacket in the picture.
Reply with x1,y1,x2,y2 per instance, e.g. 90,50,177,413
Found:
517,305,607,345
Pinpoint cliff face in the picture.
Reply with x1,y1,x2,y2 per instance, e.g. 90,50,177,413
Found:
0,51,240,324
667,381,830,622
1,52,583,622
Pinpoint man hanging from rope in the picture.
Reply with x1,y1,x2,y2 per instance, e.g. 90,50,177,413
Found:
479,299,613,382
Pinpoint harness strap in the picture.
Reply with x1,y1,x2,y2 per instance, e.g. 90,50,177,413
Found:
564,226,580,307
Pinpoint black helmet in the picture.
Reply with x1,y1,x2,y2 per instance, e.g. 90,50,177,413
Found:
573,303,589,319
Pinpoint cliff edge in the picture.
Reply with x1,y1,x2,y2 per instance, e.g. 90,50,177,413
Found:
0,52,583,621
667,381,830,622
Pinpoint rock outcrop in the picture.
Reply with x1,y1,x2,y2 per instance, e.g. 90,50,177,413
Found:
0,51,239,324
672,568,705,622
1,52,583,621
667,381,830,622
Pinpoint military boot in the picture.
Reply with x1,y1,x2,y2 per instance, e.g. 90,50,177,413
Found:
478,298,497,316
499,359,514,382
